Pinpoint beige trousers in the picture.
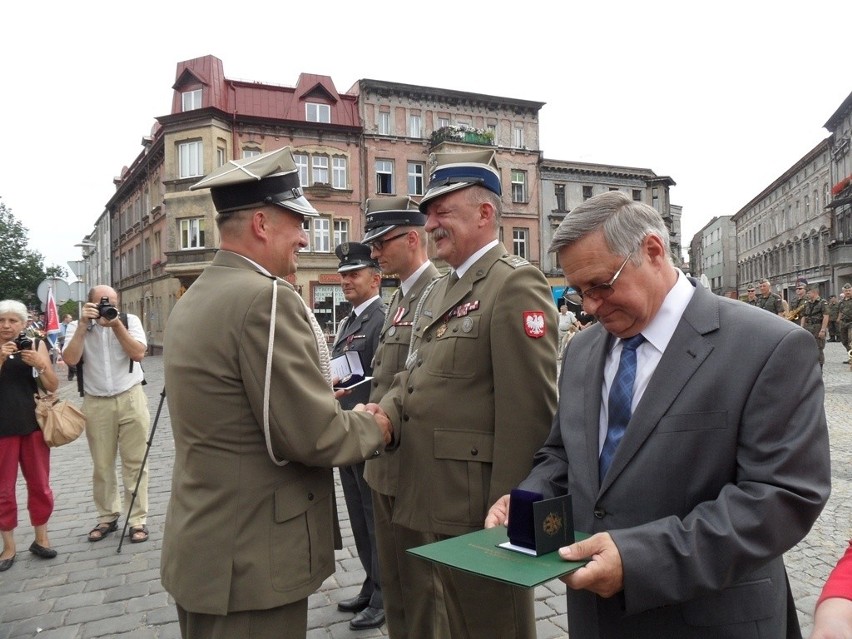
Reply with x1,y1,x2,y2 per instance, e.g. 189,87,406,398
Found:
83,384,150,526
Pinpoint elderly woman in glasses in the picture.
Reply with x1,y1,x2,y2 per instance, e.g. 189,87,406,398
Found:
0,299,59,571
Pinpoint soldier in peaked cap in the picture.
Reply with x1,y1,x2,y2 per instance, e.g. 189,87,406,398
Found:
361,196,447,638
364,152,558,638
330,241,387,630
161,147,392,639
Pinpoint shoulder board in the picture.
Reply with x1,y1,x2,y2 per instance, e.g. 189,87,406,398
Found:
500,255,531,269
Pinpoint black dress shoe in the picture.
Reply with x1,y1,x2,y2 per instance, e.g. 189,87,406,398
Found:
29,542,58,559
0,555,15,572
337,594,371,613
349,606,385,630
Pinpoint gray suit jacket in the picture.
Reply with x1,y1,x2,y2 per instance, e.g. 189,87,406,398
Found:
161,251,384,615
520,280,831,638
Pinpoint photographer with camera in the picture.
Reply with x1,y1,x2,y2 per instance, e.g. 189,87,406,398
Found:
62,285,150,544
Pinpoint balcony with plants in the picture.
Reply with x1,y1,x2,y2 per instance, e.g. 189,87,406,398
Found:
429,124,495,149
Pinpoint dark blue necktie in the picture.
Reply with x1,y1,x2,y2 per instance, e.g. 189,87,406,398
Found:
600,334,645,481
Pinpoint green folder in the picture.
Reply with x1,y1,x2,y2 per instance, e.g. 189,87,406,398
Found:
407,526,590,589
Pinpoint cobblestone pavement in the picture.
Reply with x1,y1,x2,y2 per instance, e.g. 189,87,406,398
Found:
1,342,849,638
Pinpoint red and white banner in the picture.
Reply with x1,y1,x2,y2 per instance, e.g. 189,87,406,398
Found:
45,286,60,347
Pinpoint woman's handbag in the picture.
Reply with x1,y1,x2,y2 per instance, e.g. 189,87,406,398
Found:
34,392,86,447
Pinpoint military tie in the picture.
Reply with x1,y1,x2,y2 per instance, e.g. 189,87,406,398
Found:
599,334,645,481
448,271,459,286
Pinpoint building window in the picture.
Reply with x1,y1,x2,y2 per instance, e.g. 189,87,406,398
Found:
511,170,526,203
332,157,347,189
378,111,390,135
409,114,422,138
334,219,349,246
582,185,593,200
438,117,450,129
294,153,309,186
376,160,394,194
512,228,529,259
632,189,642,201
181,89,202,112
312,155,329,185
242,148,261,158
306,103,330,123
178,141,203,179
512,126,524,148
216,147,226,167
301,216,335,253
408,162,425,195
554,184,566,211
313,217,331,253
179,218,206,249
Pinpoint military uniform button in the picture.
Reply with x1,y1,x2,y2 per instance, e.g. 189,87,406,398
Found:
470,448,478,456
403,414,410,422
593,507,605,519
308,493,315,501
407,386,414,393
417,359,423,366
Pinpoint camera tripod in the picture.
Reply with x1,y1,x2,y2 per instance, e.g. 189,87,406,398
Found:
117,387,166,554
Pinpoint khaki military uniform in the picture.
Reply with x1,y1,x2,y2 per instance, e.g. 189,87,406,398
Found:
363,262,446,638
800,296,828,366
161,251,384,617
378,244,558,639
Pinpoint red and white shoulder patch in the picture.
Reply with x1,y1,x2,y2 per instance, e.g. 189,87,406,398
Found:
523,311,546,338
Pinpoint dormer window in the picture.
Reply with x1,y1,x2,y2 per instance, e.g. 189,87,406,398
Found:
306,103,330,123
182,89,202,112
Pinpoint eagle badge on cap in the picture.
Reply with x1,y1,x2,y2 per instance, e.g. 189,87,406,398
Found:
524,311,546,338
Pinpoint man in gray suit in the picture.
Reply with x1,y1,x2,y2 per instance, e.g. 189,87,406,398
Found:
162,148,392,639
331,241,386,630
487,191,831,638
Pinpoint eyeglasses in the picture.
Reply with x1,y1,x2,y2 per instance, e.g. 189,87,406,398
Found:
577,252,633,302
369,231,409,251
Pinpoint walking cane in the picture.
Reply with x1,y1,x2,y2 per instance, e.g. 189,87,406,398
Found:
118,387,166,554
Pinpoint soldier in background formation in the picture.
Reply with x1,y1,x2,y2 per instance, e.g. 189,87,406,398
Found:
827,294,840,342
838,283,852,364
800,284,829,369
755,278,784,315
788,279,809,321
745,285,757,305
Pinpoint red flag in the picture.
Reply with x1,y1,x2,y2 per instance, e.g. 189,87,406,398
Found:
45,286,60,347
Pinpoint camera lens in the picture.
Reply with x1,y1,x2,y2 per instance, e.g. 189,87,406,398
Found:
102,307,119,320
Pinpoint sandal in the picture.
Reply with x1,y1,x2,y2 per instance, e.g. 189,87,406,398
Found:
88,520,118,542
129,525,149,544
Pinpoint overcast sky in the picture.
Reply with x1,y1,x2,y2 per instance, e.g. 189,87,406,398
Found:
2,1,849,274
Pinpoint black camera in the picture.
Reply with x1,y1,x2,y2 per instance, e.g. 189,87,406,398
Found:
14,332,33,350
97,297,120,321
